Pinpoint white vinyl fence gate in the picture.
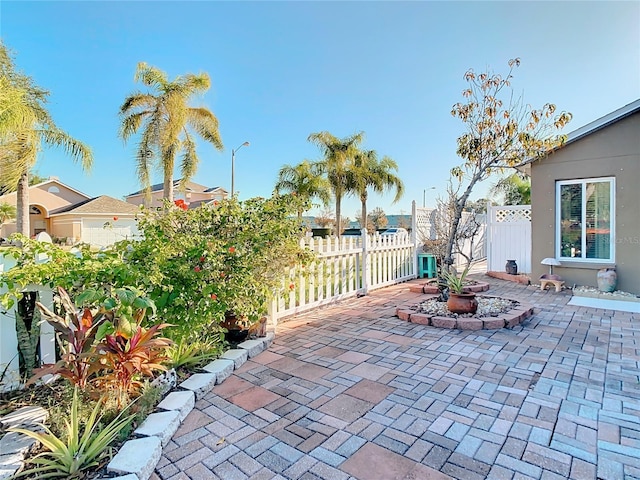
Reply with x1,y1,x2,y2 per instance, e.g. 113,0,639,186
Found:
486,205,532,273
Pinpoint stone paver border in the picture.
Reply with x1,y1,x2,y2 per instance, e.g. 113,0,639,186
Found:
396,295,534,330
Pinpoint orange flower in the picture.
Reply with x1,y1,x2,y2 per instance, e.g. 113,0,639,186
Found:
113,216,118,221
289,283,295,290
210,294,217,300
229,247,236,254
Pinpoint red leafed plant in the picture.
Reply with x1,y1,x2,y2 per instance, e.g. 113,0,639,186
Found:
30,287,108,389
93,322,172,407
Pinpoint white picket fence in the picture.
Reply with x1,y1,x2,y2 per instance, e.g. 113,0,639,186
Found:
486,204,532,273
268,232,416,323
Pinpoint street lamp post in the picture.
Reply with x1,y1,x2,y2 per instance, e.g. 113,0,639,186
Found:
423,186,436,207
231,141,250,197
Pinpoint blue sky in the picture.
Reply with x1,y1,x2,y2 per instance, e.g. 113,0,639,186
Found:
1,1,638,218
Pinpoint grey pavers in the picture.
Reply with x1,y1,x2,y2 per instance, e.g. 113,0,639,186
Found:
152,276,640,479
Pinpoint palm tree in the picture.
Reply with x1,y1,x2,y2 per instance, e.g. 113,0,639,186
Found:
351,150,404,233
489,172,531,205
0,42,92,236
0,202,16,225
274,161,330,223
308,131,364,237
119,62,224,204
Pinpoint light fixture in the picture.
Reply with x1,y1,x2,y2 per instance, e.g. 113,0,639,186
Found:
231,141,250,197
540,257,561,275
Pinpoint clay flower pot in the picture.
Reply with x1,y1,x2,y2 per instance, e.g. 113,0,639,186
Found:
447,292,478,314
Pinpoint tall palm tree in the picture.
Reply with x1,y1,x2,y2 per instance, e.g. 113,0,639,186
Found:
119,62,224,204
0,42,92,236
351,150,404,232
308,131,364,237
275,160,331,223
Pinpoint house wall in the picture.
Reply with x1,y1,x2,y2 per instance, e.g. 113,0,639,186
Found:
32,183,88,206
49,218,82,242
531,112,640,294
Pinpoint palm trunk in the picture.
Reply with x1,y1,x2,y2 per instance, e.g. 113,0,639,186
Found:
335,192,342,238
164,174,174,203
360,192,367,233
16,170,29,236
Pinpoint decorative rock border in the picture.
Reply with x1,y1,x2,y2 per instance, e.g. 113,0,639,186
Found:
395,298,534,330
408,280,490,294
0,332,276,480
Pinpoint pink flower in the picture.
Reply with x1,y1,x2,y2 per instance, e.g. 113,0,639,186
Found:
194,266,201,272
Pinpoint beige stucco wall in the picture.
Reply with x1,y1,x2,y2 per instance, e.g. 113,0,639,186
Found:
49,218,81,242
531,112,640,294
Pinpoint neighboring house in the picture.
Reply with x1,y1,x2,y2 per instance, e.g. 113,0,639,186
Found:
0,177,141,247
529,99,640,294
125,179,228,209
49,196,140,248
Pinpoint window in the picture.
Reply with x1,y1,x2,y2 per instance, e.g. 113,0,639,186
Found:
556,177,614,261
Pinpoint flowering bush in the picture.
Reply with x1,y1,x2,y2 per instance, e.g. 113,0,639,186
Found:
0,194,311,370
121,194,313,339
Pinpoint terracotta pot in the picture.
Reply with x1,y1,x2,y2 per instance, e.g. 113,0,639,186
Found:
447,293,478,314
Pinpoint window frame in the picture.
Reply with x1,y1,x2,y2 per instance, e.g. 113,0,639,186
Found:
555,176,615,262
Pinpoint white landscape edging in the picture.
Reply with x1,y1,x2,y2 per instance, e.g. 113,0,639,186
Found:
104,336,270,480
0,335,273,480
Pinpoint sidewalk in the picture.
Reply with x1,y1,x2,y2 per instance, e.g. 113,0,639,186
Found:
153,275,640,480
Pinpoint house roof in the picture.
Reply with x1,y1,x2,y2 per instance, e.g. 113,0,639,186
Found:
561,98,640,148
520,98,640,173
49,196,140,216
127,179,226,196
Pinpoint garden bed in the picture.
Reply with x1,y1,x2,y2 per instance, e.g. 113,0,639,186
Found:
396,295,534,330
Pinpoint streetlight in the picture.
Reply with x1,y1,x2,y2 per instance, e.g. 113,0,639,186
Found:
423,186,436,207
231,141,250,197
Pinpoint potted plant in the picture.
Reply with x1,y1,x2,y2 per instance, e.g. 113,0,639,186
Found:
440,266,478,314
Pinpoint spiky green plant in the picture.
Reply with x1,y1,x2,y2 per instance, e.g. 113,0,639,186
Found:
8,388,134,479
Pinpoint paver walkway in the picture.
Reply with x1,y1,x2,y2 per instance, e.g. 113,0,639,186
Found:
153,275,640,480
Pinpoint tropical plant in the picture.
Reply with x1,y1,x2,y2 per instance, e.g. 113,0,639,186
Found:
351,150,404,233
93,322,172,408
0,41,93,236
445,58,571,267
30,287,109,389
489,172,531,205
275,160,331,222
308,131,364,237
440,266,471,294
0,201,16,224
119,62,224,203
166,337,225,370
8,387,134,479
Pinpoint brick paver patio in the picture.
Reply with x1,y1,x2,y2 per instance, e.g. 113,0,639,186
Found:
153,275,640,480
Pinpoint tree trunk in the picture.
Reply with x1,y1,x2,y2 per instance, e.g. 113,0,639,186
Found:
16,170,30,236
444,183,476,271
164,174,174,203
335,191,342,238
360,192,367,234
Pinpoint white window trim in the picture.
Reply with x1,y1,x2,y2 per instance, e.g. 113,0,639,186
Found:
555,176,615,262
